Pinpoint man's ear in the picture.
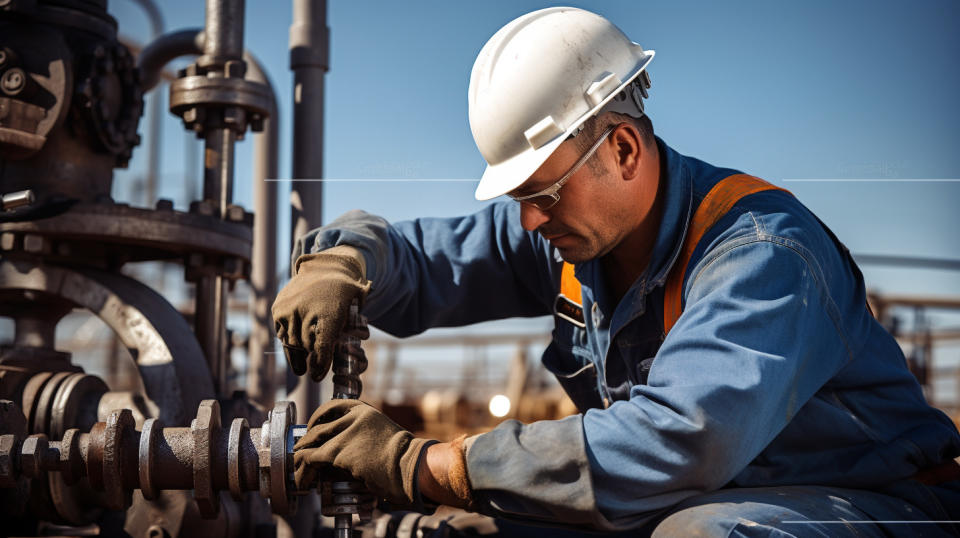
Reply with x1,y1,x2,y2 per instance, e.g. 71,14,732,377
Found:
613,123,643,181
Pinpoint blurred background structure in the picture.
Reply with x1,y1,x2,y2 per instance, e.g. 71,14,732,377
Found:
0,0,958,536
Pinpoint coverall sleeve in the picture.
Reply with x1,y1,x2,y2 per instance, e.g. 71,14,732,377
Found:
294,202,557,336
466,236,854,530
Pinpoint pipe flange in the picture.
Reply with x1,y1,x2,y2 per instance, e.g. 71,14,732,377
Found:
58,428,82,485
227,417,248,501
138,418,162,500
191,399,221,518
169,75,271,135
261,401,296,515
102,408,135,511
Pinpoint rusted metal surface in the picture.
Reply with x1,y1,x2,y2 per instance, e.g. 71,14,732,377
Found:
1,400,309,519
0,202,252,265
192,400,221,517
0,0,283,532
0,0,140,196
0,261,216,425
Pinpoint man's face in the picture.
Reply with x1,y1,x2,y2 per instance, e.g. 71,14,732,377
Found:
510,125,657,263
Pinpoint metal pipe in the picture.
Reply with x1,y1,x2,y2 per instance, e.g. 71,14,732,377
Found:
287,1,330,532
201,0,246,68
189,0,247,395
195,275,228,395
127,0,165,208
245,53,279,408
137,29,206,92
135,26,280,403
287,0,329,427
196,122,236,393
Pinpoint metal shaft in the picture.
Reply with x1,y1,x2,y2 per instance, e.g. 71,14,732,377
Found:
201,0,245,67
192,0,244,395
5,400,304,518
326,300,371,537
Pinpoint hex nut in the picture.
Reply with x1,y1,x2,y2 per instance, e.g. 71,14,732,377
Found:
222,107,244,127
0,434,18,487
225,205,245,222
189,200,215,217
20,435,47,478
182,107,199,124
0,233,15,250
23,234,47,254
192,400,221,518
224,60,245,79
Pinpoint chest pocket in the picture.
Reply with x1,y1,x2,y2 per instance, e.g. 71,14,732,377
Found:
542,319,604,413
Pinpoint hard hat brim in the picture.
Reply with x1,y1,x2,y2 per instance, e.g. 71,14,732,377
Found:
474,49,655,201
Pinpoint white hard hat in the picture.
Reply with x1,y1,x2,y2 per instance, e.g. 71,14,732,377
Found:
469,7,654,201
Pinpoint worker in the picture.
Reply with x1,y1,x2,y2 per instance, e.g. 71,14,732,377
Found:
272,7,960,536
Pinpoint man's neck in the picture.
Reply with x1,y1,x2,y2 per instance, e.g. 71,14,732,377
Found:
601,154,665,304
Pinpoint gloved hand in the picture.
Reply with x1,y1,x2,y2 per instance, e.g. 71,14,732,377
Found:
271,245,371,381
293,399,432,506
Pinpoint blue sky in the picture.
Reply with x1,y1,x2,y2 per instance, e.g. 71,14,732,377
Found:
109,0,960,300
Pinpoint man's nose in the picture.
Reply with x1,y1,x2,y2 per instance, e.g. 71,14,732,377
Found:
519,202,550,232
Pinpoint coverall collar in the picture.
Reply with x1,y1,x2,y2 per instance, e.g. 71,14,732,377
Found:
574,136,693,321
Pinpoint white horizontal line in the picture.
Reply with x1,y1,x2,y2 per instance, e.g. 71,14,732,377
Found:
780,519,960,525
783,178,960,183
265,178,477,182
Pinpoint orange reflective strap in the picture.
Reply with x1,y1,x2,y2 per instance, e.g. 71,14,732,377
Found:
554,174,790,336
556,261,586,327
560,261,582,305
662,174,790,334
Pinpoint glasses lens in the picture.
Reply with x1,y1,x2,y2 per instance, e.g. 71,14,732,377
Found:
526,195,558,211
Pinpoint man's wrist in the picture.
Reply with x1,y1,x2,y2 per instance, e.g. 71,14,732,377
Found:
416,436,475,509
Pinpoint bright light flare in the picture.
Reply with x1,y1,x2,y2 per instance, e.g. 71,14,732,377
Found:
488,394,511,418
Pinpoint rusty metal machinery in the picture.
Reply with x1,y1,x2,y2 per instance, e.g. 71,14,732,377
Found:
0,399,304,519
0,311,375,534
0,0,281,535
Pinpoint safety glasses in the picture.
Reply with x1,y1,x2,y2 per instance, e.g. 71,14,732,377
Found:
509,123,618,211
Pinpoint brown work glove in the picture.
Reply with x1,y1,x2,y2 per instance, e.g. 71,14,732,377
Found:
293,399,431,506
271,245,371,381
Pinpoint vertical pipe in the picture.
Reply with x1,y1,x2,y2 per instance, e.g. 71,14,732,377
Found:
287,0,329,533
202,0,245,62
194,0,246,396
287,0,329,417
128,0,165,207
246,52,279,408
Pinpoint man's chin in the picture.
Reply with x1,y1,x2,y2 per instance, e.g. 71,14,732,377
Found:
555,245,595,264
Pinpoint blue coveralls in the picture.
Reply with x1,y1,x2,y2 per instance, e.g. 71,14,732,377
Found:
296,137,960,536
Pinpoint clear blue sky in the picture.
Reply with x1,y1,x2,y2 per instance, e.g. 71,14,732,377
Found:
109,0,960,299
